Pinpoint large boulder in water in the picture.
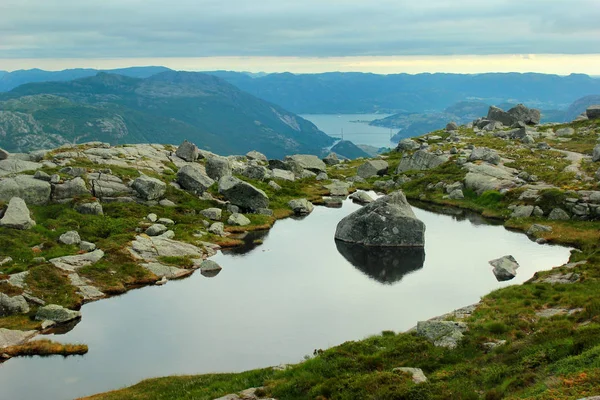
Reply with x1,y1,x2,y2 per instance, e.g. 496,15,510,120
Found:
334,191,425,247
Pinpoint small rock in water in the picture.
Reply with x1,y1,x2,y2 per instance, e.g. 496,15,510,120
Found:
489,255,520,281
200,260,222,277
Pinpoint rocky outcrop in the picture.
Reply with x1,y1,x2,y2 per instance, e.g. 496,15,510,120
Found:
227,213,251,226
489,255,520,281
468,147,501,165
288,199,314,215
323,153,340,165
175,140,198,162
131,175,166,201
284,154,326,174
0,175,51,205
396,150,449,173
218,176,269,212
395,139,420,152
335,191,425,247
0,197,36,230
206,155,233,181
246,150,267,163
487,104,540,126
416,320,468,348
349,191,374,204
0,293,30,316
49,250,105,272
35,304,81,323
0,328,37,349
75,201,104,215
586,105,600,120
52,177,89,201
463,163,518,195
177,164,215,195
129,235,204,261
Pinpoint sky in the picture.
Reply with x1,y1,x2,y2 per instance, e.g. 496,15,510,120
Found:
1,0,600,74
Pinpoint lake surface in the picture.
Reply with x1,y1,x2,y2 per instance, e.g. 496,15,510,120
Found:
0,198,571,400
301,114,396,149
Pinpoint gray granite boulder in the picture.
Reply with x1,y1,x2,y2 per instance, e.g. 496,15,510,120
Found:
548,207,570,221
0,197,36,230
200,208,222,220
487,106,516,126
59,230,81,245
146,224,168,236
218,176,269,212
527,224,552,236
416,320,468,348
246,150,267,163
208,222,225,235
35,304,81,323
593,144,600,162
0,293,30,316
396,150,449,173
288,199,314,215
323,153,340,165
75,201,103,215
446,122,458,131
0,175,51,205
357,160,389,178
241,165,268,181
131,175,166,201
395,139,420,152
511,205,534,218
200,260,222,277
175,140,198,162
227,213,251,226
349,191,374,205
468,147,501,165
177,164,215,194
489,255,520,281
52,177,89,201
206,155,233,181
285,154,326,173
586,105,600,120
508,104,541,125
335,191,425,247
0,328,37,349
392,367,428,384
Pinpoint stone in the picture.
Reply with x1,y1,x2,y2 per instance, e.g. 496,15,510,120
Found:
335,191,425,247
468,147,501,165
323,197,343,208
393,367,428,384
593,144,600,162
586,105,600,120
52,177,89,201
349,191,374,205
0,197,36,230
448,189,464,200
463,163,518,195
0,148,8,160
79,241,96,252
227,213,251,226
527,224,552,236
218,176,269,212
142,262,191,280
324,180,350,196
177,164,215,195
357,160,389,178
33,171,51,181
146,224,168,236
0,159,42,177
208,222,225,236
511,205,534,218
198,208,221,221
268,180,282,191
298,169,317,179
147,213,158,222
200,260,222,277
537,142,551,150
175,140,198,162
487,106,516,126
0,175,51,205
548,207,570,221
35,304,81,323
416,320,468,348
556,127,575,137
284,154,326,173
0,257,13,267
49,249,105,272
316,172,328,181
445,122,458,131
543,272,580,284
157,218,174,226
206,155,233,181
396,150,449,173
59,230,81,245
270,169,294,182
241,165,268,181
507,104,541,125
323,153,340,165
288,199,314,215
159,199,176,207
0,293,30,316
246,150,267,163
395,139,420,152
132,175,166,201
489,255,520,281
75,201,103,215
89,174,133,198
0,328,36,349
129,235,204,261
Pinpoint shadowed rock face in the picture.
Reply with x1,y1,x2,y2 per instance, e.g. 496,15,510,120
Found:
335,240,425,284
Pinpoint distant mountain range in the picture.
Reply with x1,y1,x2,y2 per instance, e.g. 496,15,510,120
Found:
0,71,334,158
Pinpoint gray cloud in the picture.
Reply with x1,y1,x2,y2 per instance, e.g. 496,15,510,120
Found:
0,0,599,59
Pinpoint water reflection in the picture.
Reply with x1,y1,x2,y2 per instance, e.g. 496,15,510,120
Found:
222,230,270,256
335,240,425,284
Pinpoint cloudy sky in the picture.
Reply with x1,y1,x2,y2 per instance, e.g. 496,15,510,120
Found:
1,0,600,73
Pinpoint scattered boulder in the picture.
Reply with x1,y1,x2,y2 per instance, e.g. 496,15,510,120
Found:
396,150,449,173
80,241,96,252
271,169,295,181
218,176,269,212
463,163,518,195
33,171,51,181
285,154,327,174
175,140,198,162
349,191,374,205
489,255,520,281
324,180,350,196
242,165,268,181
395,139,420,152
268,181,282,191
0,293,30,316
227,213,251,226
445,122,458,131
200,260,222,277
177,164,215,195
393,367,428,384
75,201,103,215
447,189,464,200
246,150,267,163
0,197,36,230
52,177,89,201
206,156,233,181
142,262,191,280
200,208,222,220
548,207,570,221
131,175,166,201
527,224,552,236
586,105,600,120
208,222,225,236
487,106,516,126
335,191,425,247
508,104,541,125
35,304,81,323
468,147,501,165
146,224,168,236
59,230,81,245
511,205,534,218
288,199,314,215
323,153,340,165
416,320,468,348
357,160,389,178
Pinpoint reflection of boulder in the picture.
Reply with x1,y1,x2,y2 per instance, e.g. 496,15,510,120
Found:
335,240,425,284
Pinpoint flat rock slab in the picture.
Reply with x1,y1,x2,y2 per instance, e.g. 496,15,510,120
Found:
49,249,105,272
0,328,37,349
129,235,204,261
68,273,105,301
142,263,192,279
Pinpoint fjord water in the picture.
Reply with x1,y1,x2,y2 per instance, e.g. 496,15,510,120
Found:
0,199,570,400
301,114,395,148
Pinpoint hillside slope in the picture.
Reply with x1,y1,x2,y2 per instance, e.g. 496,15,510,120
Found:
0,72,334,158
